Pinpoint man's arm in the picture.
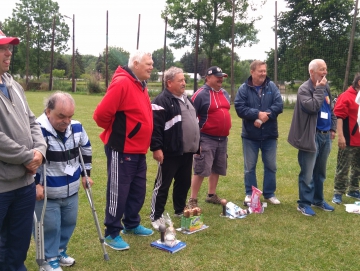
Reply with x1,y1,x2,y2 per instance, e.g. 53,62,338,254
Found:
150,101,167,152
234,84,259,120
93,78,123,129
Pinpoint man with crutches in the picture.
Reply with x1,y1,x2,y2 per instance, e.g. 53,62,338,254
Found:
34,92,93,271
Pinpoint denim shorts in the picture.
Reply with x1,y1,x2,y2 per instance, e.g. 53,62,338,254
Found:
193,136,228,176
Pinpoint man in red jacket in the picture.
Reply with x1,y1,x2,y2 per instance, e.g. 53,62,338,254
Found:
332,73,360,204
187,66,232,208
93,51,154,250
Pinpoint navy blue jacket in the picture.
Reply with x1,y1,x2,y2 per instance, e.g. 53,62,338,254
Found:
234,76,283,140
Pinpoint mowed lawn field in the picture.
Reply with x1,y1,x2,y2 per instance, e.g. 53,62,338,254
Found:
23,91,359,271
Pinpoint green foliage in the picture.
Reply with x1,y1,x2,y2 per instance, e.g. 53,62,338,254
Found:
55,55,68,75
268,0,360,90
52,69,65,78
235,59,252,86
103,47,130,76
180,50,208,74
163,0,261,66
152,47,175,70
71,49,85,78
150,67,159,82
2,0,70,77
87,75,103,94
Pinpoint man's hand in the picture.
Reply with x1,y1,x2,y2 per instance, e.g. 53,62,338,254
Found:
258,111,270,123
316,76,327,87
25,150,43,174
81,176,94,189
338,134,345,149
36,184,45,201
153,149,164,164
254,119,263,128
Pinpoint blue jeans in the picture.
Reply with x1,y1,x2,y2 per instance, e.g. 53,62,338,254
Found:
242,138,277,198
298,132,331,206
0,182,36,271
34,193,78,259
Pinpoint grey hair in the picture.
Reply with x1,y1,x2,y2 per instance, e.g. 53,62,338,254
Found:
128,50,152,69
44,91,75,110
164,67,184,88
308,59,325,75
250,60,266,71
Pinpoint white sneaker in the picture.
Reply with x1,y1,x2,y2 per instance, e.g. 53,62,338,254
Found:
266,196,281,205
151,217,165,231
41,257,63,271
58,248,75,266
243,195,251,206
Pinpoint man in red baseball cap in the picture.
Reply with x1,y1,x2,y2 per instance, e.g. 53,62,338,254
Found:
0,30,47,271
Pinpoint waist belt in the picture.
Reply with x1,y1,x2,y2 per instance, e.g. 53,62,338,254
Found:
316,129,329,134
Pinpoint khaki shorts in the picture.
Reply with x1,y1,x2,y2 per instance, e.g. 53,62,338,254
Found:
193,136,228,176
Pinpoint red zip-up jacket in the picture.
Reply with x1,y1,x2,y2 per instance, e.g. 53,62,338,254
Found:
93,66,153,154
192,84,231,137
334,86,360,146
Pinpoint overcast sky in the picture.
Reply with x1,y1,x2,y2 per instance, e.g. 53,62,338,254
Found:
2,0,289,61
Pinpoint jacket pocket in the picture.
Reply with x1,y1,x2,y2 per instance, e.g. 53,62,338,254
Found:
351,123,359,136
128,122,141,139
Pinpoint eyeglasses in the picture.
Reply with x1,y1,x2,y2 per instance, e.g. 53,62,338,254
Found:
0,45,14,53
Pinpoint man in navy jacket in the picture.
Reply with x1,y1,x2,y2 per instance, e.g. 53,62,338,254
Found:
234,60,283,206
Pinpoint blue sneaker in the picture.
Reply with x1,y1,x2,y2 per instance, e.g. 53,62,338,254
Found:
311,201,335,212
121,225,153,236
346,191,360,199
297,205,315,216
104,235,129,251
332,194,342,204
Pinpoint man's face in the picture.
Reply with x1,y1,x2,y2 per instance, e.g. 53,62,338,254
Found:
250,64,267,86
206,74,224,91
167,73,186,96
133,54,154,81
310,61,327,83
0,44,13,76
46,100,75,132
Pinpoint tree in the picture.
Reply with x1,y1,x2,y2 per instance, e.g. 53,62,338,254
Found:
152,47,175,71
2,0,70,78
180,51,208,75
269,0,360,90
72,49,85,79
95,54,105,77
104,47,130,74
52,69,65,78
55,55,69,75
150,68,160,82
162,0,261,66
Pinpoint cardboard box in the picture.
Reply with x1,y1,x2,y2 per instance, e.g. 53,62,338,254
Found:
181,214,204,232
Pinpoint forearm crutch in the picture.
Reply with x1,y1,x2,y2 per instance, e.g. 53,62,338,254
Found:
34,163,47,270
78,150,110,261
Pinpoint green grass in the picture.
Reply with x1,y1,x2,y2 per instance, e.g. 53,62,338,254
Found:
23,91,357,271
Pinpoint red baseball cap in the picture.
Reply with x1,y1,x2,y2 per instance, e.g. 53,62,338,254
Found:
0,30,20,45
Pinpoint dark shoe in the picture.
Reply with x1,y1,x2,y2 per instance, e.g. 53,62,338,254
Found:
311,201,334,212
297,205,315,216
205,194,222,204
332,194,342,204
